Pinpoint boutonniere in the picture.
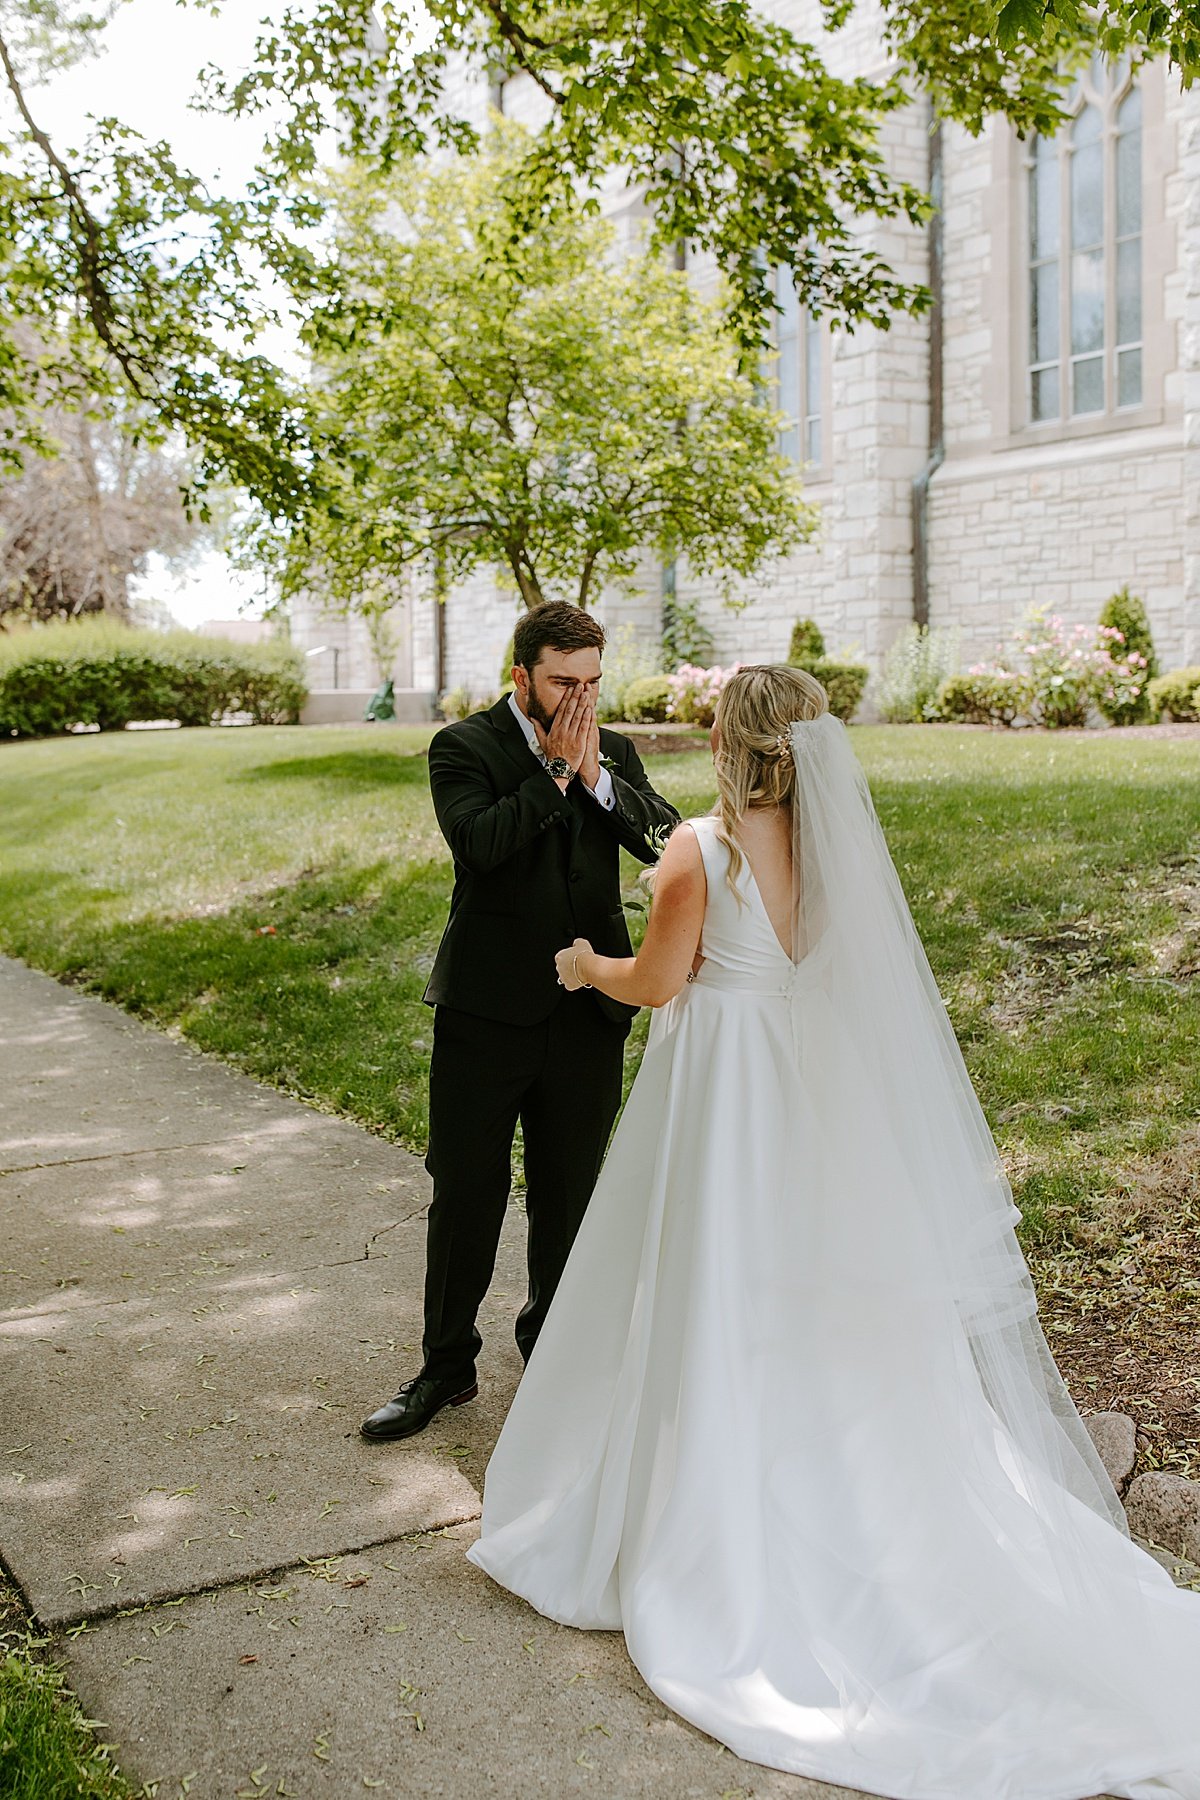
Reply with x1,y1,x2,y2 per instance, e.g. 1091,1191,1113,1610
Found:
599,754,619,773
644,821,675,860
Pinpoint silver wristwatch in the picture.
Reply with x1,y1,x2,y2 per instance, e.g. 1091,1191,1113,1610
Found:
545,756,574,780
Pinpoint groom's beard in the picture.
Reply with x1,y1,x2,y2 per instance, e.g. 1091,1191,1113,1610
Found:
523,674,559,736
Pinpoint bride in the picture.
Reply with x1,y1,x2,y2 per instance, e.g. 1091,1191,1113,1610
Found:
466,663,1200,1800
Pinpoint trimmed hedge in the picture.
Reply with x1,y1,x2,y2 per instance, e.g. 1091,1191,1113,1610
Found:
1147,666,1200,724
804,657,869,723
785,619,869,724
936,672,1033,727
622,674,673,723
0,621,307,738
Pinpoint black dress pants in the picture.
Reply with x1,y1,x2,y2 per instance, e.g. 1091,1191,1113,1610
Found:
420,992,627,1385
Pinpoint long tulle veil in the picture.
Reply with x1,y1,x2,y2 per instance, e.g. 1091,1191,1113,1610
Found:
786,711,1129,1543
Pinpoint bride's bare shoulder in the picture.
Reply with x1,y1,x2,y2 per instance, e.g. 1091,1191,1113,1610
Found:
648,818,707,888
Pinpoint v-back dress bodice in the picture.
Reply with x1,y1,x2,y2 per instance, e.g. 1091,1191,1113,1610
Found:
684,812,831,1000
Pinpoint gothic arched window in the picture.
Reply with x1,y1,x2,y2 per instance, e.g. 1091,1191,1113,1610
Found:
1027,56,1142,424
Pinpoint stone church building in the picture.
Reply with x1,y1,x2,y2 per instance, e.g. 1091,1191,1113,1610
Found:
290,4,1200,719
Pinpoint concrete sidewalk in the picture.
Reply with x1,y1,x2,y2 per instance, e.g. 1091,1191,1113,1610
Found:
1,956,847,1800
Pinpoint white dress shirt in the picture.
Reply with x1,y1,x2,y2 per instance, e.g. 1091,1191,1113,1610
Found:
507,690,616,811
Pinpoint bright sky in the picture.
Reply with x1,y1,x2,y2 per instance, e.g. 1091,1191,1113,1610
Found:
24,1,317,628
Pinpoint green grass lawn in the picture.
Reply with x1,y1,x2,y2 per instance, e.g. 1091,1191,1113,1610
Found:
0,1571,132,1800
3,721,1199,1466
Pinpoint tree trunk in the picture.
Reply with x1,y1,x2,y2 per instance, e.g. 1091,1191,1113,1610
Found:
506,546,544,609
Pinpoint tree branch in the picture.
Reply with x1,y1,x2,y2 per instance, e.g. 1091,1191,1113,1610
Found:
0,26,152,400
478,0,565,104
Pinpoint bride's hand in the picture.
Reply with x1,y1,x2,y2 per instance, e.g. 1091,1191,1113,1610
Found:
555,938,593,991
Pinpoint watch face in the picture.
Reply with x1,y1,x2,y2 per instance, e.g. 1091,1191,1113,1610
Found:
546,757,572,778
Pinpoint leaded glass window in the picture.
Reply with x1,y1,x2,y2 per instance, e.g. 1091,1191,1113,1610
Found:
767,267,825,468
1027,57,1142,425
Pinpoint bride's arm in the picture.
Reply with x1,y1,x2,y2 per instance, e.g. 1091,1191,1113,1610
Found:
557,823,706,1008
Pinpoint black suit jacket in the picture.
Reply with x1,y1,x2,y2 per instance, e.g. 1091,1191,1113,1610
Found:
423,697,682,1028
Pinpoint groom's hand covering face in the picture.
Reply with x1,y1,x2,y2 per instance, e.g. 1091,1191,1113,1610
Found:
515,647,603,779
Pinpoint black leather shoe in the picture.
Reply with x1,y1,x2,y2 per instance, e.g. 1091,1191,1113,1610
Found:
359,1374,478,1442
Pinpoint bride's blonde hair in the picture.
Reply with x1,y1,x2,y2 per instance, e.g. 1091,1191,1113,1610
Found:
712,664,829,895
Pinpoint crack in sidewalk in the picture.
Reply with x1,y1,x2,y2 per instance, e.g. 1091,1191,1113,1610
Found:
0,1136,278,1177
6,1511,485,1637
364,1204,429,1260
3,1208,434,1323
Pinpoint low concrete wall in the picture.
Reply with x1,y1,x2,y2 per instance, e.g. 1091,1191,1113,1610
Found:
300,689,437,726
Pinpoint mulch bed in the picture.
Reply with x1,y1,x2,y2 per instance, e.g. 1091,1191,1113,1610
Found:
605,722,711,755
1027,1126,1200,1479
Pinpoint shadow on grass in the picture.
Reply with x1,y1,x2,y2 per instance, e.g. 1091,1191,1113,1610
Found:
236,750,429,788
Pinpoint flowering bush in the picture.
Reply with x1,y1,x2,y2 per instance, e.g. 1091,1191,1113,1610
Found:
1008,607,1106,728
927,596,1166,730
665,662,743,728
1096,586,1157,724
1094,626,1151,727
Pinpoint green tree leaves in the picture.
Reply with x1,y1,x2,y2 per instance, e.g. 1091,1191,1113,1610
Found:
264,130,816,613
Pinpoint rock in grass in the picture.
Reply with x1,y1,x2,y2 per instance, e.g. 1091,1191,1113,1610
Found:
1084,1412,1138,1495
1124,1471,1200,1561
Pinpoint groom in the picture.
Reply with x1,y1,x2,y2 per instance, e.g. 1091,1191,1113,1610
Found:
361,601,680,1441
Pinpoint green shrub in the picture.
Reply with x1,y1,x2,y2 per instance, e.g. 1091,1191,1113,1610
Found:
597,623,663,722
499,635,515,686
1098,586,1158,678
439,685,470,721
623,674,673,723
438,685,498,721
1147,666,1200,723
804,657,868,722
877,623,960,722
785,618,868,723
1095,587,1157,725
936,671,1033,727
0,621,306,739
788,617,826,664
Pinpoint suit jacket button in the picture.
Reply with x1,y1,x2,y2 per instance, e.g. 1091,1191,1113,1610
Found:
569,871,581,883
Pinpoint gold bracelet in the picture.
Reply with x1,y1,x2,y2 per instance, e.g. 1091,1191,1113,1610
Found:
572,952,592,990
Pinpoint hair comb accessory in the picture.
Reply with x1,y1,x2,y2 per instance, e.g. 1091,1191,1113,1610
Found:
774,730,793,761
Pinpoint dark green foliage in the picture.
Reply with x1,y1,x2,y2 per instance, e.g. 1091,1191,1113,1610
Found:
785,618,868,722
1095,586,1159,725
1098,586,1158,679
622,675,674,723
4,0,1193,519
806,657,870,723
936,672,1033,726
1147,666,1200,723
787,617,827,663
0,624,306,738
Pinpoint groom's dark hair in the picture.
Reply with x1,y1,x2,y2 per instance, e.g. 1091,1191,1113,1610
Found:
513,602,606,672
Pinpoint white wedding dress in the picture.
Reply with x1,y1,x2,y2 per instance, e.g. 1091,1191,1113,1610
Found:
467,717,1200,1800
